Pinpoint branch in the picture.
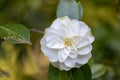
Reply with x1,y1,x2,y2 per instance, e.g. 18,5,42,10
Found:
30,28,44,34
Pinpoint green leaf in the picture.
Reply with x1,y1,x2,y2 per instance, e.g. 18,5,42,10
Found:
57,0,79,20
72,64,92,80
72,68,84,80
48,65,70,80
91,64,107,79
0,23,31,45
78,1,83,20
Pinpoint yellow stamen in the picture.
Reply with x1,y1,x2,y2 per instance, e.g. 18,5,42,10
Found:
64,39,72,47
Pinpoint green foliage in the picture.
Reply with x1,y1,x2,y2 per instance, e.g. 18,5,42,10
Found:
0,23,31,45
77,2,83,20
0,41,38,80
91,64,107,79
49,64,91,80
57,0,83,20
49,65,70,80
72,64,92,80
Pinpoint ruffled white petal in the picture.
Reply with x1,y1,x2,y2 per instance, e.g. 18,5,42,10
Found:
52,62,71,71
59,16,72,27
77,53,92,64
75,63,82,68
45,32,60,41
51,62,59,68
58,48,70,62
46,37,64,49
78,44,92,55
71,19,81,36
87,35,95,43
69,49,77,59
79,21,89,37
46,27,67,38
51,18,62,30
40,38,58,62
59,63,71,71
40,37,46,46
69,46,78,59
64,57,76,68
86,29,95,43
77,38,90,48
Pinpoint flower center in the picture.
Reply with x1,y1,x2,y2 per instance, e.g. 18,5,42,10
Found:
64,39,72,47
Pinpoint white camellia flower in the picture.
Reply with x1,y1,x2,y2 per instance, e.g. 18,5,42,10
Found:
40,16,95,71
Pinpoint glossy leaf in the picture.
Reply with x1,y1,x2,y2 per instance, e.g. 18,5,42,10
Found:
48,65,70,80
72,68,84,80
91,64,107,79
78,1,83,20
0,23,31,45
57,0,79,20
72,64,92,80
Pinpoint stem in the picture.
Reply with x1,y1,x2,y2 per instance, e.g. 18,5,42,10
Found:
30,28,44,34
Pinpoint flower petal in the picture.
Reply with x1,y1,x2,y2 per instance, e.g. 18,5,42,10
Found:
59,63,71,71
59,16,72,27
51,62,59,68
45,32,60,41
79,21,89,37
46,27,67,38
87,35,95,43
77,38,90,48
78,44,92,55
46,37,64,49
86,29,95,43
51,62,71,71
58,48,70,62
71,19,81,36
69,50,77,59
75,63,82,68
40,37,46,46
77,53,91,64
40,38,58,62
69,53,77,59
51,18,62,30
64,57,76,68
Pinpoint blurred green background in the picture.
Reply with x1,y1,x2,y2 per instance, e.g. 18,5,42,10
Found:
0,0,120,80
